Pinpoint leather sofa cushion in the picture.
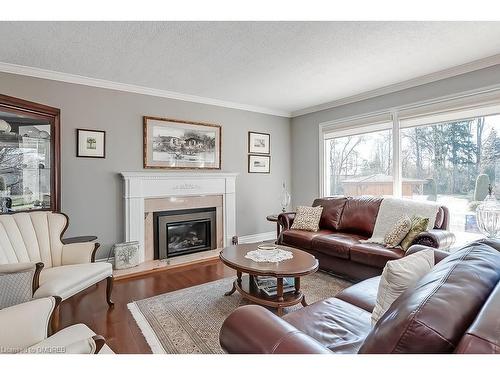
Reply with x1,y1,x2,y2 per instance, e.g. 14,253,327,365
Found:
284,297,372,354
312,197,348,231
34,262,112,301
359,242,500,354
350,243,404,268
311,232,367,259
337,196,383,237
281,229,334,250
335,276,380,313
455,282,500,354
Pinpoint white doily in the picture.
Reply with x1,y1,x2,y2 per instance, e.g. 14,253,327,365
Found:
244,248,294,263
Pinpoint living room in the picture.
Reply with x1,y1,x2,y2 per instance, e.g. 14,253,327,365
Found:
1,1,500,372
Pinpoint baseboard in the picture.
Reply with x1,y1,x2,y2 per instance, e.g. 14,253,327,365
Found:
96,231,277,262
238,231,276,244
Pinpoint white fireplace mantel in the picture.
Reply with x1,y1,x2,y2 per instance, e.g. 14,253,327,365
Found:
121,171,238,263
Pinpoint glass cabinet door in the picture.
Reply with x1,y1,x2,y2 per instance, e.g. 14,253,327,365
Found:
0,94,60,213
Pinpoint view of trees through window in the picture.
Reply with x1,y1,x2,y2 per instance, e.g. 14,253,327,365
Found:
402,115,500,233
325,129,393,197
325,114,500,233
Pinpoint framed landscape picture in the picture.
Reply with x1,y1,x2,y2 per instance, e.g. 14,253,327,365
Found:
76,129,106,158
248,131,270,154
143,116,221,169
248,155,270,173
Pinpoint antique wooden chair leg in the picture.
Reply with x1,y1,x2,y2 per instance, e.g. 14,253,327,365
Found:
106,276,114,307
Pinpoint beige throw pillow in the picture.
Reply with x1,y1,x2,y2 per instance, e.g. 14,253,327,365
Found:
384,215,411,248
291,206,323,232
371,249,434,326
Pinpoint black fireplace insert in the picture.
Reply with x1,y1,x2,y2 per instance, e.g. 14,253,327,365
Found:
154,207,216,259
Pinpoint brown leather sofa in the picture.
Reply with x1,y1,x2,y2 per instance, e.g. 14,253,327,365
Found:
220,239,500,354
277,196,455,281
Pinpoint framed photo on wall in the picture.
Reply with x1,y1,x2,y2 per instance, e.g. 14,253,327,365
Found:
248,131,270,154
76,129,106,158
248,155,270,173
144,116,221,169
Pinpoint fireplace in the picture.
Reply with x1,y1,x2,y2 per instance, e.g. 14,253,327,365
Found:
154,207,217,259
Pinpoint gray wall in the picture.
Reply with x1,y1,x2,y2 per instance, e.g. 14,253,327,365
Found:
0,72,291,259
290,64,500,206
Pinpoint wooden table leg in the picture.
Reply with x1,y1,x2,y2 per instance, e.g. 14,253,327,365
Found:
224,270,243,296
294,277,300,294
276,277,284,316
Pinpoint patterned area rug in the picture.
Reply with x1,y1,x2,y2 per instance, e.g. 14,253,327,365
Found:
128,272,352,353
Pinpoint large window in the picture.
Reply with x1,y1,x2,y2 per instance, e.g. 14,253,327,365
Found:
321,94,500,235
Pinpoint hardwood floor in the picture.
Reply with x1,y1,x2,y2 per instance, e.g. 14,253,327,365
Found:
58,259,234,353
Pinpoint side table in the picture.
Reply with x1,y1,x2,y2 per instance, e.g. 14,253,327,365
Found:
266,214,281,239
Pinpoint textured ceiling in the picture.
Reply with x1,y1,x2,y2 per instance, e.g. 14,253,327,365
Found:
1,21,500,115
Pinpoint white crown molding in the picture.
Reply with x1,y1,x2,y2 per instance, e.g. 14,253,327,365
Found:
0,62,291,118
3,53,500,120
292,53,500,117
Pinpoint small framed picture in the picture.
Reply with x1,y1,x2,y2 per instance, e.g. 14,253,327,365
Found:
248,155,271,174
248,131,270,154
77,129,106,158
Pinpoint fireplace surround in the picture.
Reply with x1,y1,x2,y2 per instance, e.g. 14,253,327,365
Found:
121,172,237,264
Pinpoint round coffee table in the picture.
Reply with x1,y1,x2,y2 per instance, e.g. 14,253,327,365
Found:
220,243,319,316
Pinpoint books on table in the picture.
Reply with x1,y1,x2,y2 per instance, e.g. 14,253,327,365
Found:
253,276,295,297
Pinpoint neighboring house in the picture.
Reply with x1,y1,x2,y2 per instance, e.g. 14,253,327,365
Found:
341,174,427,196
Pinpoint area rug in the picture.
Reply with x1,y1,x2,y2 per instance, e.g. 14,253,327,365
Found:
127,272,352,353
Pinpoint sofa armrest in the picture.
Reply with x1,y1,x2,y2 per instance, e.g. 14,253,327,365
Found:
406,245,450,264
412,229,455,249
219,305,331,354
0,296,61,353
61,242,100,265
24,330,105,354
277,212,296,231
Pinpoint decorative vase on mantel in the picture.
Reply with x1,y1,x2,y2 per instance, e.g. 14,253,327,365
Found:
476,184,500,239
280,181,291,213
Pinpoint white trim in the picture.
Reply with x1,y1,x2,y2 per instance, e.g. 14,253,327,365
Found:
292,54,500,117
0,62,291,118
391,112,402,197
127,302,166,354
238,231,276,244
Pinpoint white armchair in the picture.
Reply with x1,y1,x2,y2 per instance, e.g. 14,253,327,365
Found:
0,211,113,306
0,296,113,354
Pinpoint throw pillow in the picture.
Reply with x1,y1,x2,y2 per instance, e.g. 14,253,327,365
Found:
383,215,412,248
0,268,34,309
400,216,430,251
371,249,434,326
291,206,323,232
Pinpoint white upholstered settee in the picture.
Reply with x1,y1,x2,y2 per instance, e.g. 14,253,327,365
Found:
0,296,113,354
0,211,113,306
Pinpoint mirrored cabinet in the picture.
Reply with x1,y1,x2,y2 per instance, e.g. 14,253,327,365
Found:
0,94,60,213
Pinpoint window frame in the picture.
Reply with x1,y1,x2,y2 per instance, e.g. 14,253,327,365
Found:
319,87,500,198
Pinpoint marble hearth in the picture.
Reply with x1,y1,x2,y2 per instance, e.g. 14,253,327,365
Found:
121,172,237,269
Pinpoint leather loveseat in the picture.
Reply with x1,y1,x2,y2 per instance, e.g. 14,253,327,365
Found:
220,239,500,354
277,196,455,281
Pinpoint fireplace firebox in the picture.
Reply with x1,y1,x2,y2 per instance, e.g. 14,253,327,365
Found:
154,207,216,259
